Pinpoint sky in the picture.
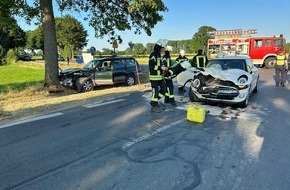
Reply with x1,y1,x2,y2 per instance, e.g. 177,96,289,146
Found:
18,0,290,51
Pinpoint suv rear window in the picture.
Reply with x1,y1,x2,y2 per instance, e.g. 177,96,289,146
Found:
113,60,124,69
124,59,136,67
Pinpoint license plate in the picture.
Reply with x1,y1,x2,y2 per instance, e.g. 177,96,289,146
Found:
218,90,236,93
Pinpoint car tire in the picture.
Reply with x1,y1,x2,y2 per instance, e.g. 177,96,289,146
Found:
189,87,199,102
238,93,249,108
264,57,275,69
76,78,94,92
192,74,204,90
253,79,259,93
124,75,135,86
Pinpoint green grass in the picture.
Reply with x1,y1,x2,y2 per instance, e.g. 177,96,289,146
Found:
0,63,44,93
0,57,152,94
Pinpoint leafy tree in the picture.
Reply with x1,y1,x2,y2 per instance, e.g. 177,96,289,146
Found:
133,43,145,55
5,49,18,65
62,45,72,59
55,15,88,58
146,43,155,54
166,40,191,54
286,43,290,53
0,45,6,65
26,27,44,53
102,48,113,56
124,48,132,55
0,16,26,52
3,0,168,91
190,26,216,53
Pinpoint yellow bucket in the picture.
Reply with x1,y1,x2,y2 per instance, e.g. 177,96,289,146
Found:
187,104,206,123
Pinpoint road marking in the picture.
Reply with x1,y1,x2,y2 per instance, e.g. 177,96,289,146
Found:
122,118,186,150
83,99,126,108
0,112,63,129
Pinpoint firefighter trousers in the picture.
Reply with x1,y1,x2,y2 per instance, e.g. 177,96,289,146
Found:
150,79,166,107
164,79,175,104
275,66,287,85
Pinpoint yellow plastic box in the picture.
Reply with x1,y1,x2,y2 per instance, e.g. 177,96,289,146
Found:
187,104,206,123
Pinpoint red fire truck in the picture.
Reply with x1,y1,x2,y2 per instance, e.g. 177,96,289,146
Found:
206,29,286,69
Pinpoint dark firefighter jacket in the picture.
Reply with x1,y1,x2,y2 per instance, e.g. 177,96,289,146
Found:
149,44,164,81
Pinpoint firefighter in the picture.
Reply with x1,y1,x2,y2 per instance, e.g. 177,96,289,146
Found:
192,49,208,68
210,51,217,59
286,53,290,83
176,50,189,93
274,49,288,87
175,49,189,64
149,39,168,112
163,46,177,106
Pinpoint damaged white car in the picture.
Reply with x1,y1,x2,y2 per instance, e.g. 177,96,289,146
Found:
178,56,259,108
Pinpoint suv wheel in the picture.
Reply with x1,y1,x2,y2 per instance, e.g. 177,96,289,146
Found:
82,79,94,92
76,78,94,92
125,75,135,86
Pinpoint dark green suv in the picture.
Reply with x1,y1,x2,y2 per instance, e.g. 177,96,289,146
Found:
59,56,142,92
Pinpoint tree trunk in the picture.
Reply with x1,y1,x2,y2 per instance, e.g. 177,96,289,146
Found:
40,0,62,92
71,45,75,60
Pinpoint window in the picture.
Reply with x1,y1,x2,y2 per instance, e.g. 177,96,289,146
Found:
265,39,271,47
101,61,111,70
226,60,246,71
274,39,283,47
254,40,262,48
113,60,124,69
124,59,136,67
83,60,100,69
245,58,254,72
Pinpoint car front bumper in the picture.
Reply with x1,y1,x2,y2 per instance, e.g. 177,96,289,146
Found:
191,86,249,104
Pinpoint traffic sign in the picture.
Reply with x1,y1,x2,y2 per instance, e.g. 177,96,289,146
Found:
90,46,96,55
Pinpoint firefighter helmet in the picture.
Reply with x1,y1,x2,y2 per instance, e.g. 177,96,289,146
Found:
166,46,173,52
180,49,186,56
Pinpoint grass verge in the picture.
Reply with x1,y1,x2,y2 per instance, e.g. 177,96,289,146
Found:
0,62,150,125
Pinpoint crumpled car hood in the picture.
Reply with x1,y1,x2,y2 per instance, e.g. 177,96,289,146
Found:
197,68,253,85
60,68,81,74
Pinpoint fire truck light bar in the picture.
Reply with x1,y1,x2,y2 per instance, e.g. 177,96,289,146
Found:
207,29,257,36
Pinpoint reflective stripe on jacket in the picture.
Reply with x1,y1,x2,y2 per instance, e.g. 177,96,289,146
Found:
149,55,163,81
196,55,207,68
277,55,286,66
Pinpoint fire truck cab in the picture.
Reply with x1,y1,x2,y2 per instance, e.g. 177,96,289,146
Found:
207,29,286,69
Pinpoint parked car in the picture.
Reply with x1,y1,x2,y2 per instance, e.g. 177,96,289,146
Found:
178,55,259,108
18,54,31,61
59,56,142,92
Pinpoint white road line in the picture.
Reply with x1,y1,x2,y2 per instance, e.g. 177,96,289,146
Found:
83,99,126,108
122,118,186,150
0,112,64,129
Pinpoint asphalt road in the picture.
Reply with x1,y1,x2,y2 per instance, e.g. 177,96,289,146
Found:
0,69,290,190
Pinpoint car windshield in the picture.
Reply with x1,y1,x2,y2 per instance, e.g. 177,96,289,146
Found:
207,59,246,71
83,59,101,69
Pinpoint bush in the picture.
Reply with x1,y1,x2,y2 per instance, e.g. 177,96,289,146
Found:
62,45,72,59
5,49,18,65
0,45,6,66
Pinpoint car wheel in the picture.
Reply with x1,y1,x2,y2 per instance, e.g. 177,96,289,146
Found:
189,87,199,102
192,74,203,90
238,93,249,108
253,79,259,93
82,79,94,92
125,75,135,86
264,57,275,69
76,78,94,92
